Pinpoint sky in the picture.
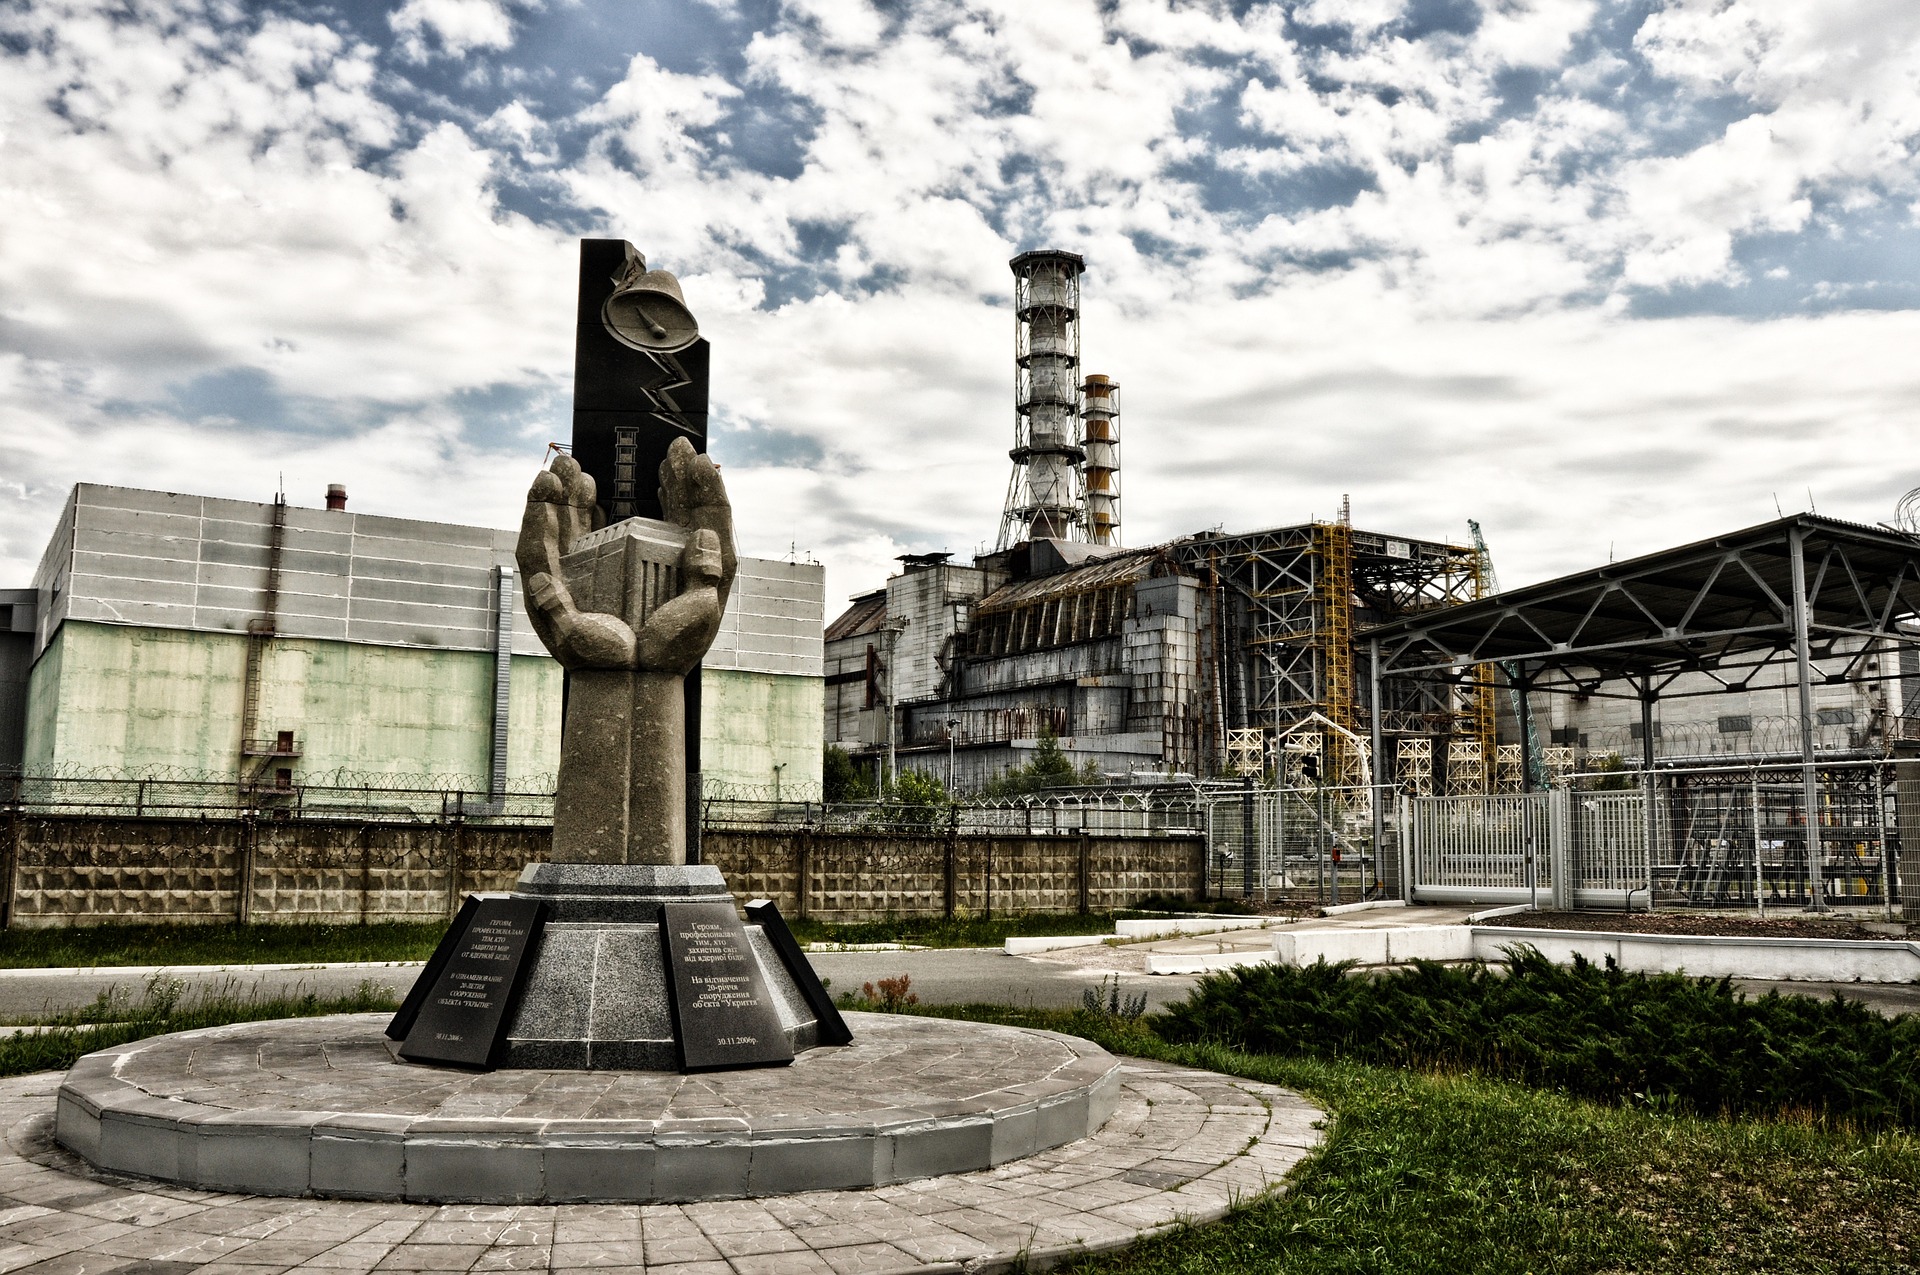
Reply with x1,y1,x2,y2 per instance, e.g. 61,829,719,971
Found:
4,0,1920,612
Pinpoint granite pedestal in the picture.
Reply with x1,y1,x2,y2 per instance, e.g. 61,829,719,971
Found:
490,862,829,1070
53,1013,1123,1204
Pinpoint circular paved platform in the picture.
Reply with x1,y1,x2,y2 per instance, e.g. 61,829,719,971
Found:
55,1013,1124,1203
4,1052,1323,1274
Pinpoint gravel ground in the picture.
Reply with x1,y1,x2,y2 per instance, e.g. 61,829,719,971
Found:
1480,910,1911,941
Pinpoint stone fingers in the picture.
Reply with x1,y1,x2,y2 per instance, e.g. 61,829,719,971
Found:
631,587,722,675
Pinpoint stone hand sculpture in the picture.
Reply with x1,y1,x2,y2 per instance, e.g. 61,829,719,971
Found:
517,438,737,865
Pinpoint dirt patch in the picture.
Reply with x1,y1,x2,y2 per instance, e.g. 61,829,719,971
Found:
1479,910,1910,942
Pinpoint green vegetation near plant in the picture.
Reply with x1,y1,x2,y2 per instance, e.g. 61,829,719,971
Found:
1159,948,1920,1128
789,909,1153,949
0,921,450,969
889,998,1920,1273
979,727,1103,797
0,974,398,1079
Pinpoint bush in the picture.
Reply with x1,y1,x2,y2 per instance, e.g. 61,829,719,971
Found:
979,727,1102,797
1155,946,1920,1128
823,745,873,803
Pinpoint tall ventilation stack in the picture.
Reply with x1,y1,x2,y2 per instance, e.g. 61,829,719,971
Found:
1081,374,1120,545
999,249,1087,548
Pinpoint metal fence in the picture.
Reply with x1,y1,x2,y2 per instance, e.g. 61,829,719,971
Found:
701,788,1208,838
1201,783,1396,906
1396,758,1913,918
0,772,554,824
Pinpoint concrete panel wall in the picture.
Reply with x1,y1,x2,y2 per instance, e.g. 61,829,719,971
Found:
699,669,825,798
23,621,561,787
33,486,824,681
708,560,825,678
0,817,1202,928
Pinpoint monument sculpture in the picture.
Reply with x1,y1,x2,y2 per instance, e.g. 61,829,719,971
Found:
519,440,733,864
385,254,848,1072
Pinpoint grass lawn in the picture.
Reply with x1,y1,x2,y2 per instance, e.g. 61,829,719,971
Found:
0,921,452,968
0,911,1160,968
786,909,1151,948
0,975,399,1079
914,1004,1920,1274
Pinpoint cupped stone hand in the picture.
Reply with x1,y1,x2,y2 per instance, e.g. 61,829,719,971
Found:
516,437,737,675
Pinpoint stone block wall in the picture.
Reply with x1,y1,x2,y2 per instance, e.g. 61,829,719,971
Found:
0,815,1202,928
703,830,1204,923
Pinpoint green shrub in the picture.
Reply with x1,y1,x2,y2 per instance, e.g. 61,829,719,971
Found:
1155,946,1920,1128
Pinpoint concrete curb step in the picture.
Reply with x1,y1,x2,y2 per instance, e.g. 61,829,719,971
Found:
1145,925,1920,983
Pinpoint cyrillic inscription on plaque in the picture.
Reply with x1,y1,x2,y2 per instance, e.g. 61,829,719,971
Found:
660,901,794,1071
398,896,545,1069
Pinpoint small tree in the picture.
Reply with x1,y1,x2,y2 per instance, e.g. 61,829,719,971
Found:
883,767,951,827
1588,751,1634,791
980,726,1095,797
823,745,872,803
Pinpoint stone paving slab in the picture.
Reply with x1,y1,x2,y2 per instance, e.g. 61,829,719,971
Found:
0,1052,1323,1274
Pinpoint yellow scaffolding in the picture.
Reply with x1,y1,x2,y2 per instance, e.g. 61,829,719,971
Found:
1465,549,1497,791
1313,522,1361,787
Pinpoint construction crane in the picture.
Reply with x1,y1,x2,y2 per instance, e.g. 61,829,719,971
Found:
1467,520,1544,789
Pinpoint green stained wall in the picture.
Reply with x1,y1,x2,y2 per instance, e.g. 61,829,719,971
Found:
24,622,561,787
700,668,825,799
23,621,819,798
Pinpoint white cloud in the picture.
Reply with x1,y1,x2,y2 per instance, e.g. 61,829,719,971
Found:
391,0,518,61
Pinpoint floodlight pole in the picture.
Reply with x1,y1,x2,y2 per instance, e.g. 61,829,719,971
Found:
1370,638,1387,898
1788,525,1827,911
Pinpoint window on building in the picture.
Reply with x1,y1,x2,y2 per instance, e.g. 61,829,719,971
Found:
274,768,292,790
1629,722,1663,741
276,730,294,753
1549,726,1579,745
1717,715,1752,733
1816,707,1856,726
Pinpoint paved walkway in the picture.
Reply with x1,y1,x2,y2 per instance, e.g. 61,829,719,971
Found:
0,1056,1323,1274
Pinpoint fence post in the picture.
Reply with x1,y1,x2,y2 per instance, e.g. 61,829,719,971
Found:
943,805,958,919
1398,794,1415,903
358,822,373,926
236,814,256,925
795,830,811,921
447,822,466,920
1076,832,1090,915
0,797,17,931
1549,788,1572,911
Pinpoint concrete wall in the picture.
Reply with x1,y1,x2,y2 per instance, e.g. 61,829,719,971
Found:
0,815,1203,928
702,668,824,798
0,589,33,771
23,621,561,787
30,484,546,661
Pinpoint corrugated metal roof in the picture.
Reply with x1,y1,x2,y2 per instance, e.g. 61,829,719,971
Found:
974,549,1169,614
825,591,888,642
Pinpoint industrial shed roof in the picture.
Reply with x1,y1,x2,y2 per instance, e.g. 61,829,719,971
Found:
1364,514,1920,700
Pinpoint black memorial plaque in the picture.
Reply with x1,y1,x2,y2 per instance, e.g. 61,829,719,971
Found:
745,899,852,1047
397,896,546,1070
387,894,480,1041
660,901,794,1072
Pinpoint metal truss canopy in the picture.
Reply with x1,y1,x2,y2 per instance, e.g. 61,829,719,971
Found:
1365,514,1920,700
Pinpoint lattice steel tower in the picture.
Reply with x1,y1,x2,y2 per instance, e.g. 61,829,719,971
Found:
999,250,1087,548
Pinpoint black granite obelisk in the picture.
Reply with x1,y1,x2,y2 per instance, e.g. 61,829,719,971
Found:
570,239,711,860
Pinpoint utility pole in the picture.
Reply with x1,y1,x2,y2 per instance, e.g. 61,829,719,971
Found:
883,619,908,789
946,716,961,794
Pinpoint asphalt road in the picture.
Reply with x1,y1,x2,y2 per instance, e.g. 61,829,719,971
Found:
0,950,1912,1023
0,950,1194,1022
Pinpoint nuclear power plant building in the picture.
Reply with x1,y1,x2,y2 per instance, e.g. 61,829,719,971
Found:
9,482,826,799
